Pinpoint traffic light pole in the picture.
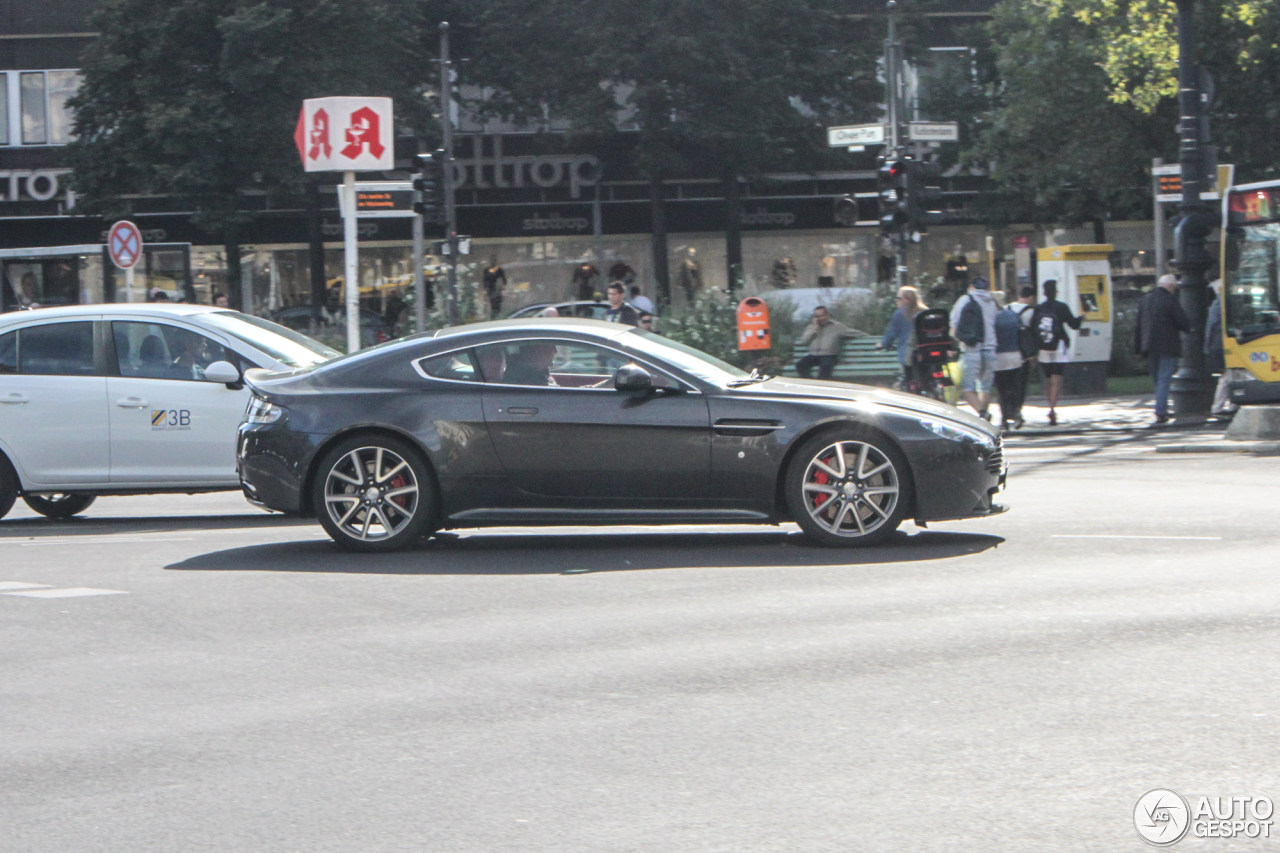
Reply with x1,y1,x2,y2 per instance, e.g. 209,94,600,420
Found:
1168,0,1215,419
885,1,907,291
440,21,459,326
412,144,426,333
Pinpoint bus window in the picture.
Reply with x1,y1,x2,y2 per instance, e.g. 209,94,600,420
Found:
1224,222,1280,344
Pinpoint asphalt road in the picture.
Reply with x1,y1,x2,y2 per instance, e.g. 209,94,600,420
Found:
3,434,1278,852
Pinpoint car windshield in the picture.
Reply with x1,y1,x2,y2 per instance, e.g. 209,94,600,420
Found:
202,311,340,368
626,329,750,382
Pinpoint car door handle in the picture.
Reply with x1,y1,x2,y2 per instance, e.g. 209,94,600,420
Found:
0,393,28,405
116,397,148,409
505,407,539,416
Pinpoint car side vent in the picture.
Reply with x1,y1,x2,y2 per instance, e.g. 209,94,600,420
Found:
713,419,784,437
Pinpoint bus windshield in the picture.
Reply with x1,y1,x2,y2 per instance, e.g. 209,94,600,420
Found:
1224,222,1280,344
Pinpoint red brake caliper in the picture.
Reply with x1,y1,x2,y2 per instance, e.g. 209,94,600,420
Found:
812,465,830,508
389,474,408,509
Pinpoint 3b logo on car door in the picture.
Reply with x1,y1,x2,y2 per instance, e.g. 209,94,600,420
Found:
150,409,191,430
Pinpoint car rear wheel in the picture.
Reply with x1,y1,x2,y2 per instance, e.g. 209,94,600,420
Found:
786,429,911,547
313,435,436,552
0,457,18,521
22,493,96,519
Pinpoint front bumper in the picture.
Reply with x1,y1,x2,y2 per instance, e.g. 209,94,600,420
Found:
909,434,1006,523
1229,378,1280,406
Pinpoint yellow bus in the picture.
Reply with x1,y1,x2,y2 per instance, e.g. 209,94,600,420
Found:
1222,180,1280,405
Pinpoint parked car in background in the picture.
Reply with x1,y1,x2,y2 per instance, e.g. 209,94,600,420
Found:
0,305,340,521
270,306,390,349
508,300,643,321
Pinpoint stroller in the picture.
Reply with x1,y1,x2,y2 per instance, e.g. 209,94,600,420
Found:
907,308,956,400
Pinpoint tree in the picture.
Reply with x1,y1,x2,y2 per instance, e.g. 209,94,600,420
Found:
67,0,434,308
464,0,884,301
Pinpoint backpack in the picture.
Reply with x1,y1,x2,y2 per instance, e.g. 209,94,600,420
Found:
955,297,984,347
994,308,1021,354
1032,303,1061,351
1015,305,1039,358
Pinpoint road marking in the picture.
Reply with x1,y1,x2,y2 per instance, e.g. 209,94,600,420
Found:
2,587,128,598
1050,534,1223,541
0,582,51,590
0,537,192,546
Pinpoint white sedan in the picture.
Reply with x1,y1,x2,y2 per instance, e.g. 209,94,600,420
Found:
0,304,340,520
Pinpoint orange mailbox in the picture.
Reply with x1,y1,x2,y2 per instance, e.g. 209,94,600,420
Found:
737,297,771,351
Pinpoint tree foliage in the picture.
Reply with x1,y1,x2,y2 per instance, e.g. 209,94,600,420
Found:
464,0,884,177
67,0,434,230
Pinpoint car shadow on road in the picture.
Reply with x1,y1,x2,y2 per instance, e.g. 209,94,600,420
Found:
0,513,313,537
165,528,1004,575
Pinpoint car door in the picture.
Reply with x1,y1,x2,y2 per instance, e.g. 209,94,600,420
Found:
106,319,250,485
478,337,712,501
0,320,111,486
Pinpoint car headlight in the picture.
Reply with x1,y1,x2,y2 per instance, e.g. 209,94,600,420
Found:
245,396,284,424
920,418,996,449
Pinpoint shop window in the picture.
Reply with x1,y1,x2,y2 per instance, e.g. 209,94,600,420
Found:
16,70,81,146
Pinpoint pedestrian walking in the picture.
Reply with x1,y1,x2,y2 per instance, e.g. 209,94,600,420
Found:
482,259,506,318
949,276,999,420
628,285,655,315
879,285,927,387
795,306,864,380
603,281,640,326
1205,279,1236,420
1031,280,1082,425
992,292,1025,431
1134,273,1191,425
1008,284,1038,429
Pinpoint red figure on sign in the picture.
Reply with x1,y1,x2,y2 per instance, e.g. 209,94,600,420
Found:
341,106,385,160
308,109,332,160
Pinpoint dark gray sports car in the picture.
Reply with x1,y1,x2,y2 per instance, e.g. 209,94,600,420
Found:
237,318,1006,551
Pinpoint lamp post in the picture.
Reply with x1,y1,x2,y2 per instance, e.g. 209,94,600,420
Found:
1169,0,1216,419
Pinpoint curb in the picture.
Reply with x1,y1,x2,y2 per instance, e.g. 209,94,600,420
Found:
1155,442,1280,455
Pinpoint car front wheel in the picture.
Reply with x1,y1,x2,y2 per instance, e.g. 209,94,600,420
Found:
0,458,18,521
22,493,97,519
786,429,911,547
313,435,436,552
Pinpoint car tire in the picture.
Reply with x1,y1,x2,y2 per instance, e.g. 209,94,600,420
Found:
312,434,437,552
22,493,97,519
786,427,912,547
0,456,18,521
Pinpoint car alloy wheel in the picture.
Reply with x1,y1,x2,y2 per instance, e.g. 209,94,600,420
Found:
0,457,18,521
22,493,96,519
787,431,910,546
315,436,435,552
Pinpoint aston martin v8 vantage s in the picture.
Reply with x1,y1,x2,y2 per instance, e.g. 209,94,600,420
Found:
237,318,1006,552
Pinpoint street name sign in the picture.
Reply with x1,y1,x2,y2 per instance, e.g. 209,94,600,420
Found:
908,122,959,142
827,124,885,147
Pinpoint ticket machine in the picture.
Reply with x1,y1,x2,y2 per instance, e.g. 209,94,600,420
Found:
1036,244,1114,394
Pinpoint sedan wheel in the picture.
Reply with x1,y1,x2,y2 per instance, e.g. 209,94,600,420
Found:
314,436,435,552
22,493,96,519
787,431,911,547
0,458,18,521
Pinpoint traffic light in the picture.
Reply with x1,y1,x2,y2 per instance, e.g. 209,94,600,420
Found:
413,149,446,223
833,194,859,227
878,158,909,235
905,159,945,231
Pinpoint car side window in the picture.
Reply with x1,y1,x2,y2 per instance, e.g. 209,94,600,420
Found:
475,339,673,389
416,349,481,383
113,321,234,381
19,322,95,376
0,331,15,374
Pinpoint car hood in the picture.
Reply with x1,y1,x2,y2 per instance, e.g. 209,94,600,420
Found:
744,377,998,436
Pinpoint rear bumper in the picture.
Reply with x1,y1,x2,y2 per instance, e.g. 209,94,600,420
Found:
237,424,314,514
1229,378,1280,406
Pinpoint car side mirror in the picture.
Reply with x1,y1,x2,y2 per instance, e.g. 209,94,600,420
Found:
614,363,654,392
205,360,242,388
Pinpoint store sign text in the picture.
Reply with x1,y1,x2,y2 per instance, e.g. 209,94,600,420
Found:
0,169,75,205
455,137,602,199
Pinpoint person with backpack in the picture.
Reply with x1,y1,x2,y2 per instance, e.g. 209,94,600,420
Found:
1008,285,1039,429
949,276,999,420
992,292,1027,431
1031,279,1082,425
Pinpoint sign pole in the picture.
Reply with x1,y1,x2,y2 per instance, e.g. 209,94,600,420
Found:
440,21,459,326
342,170,360,353
125,267,135,303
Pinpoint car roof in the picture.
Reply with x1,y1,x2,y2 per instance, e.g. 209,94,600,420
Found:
0,303,227,329
433,316,634,341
